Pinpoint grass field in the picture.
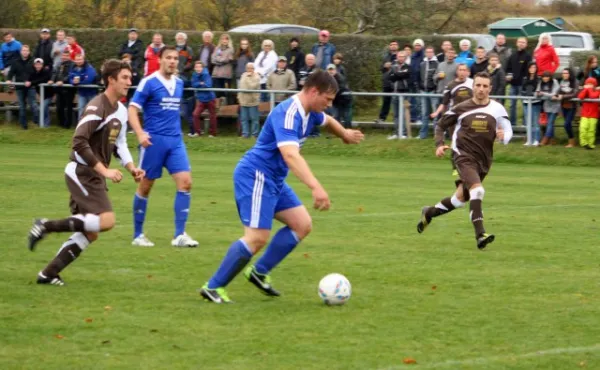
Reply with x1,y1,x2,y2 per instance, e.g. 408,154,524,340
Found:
1,126,600,370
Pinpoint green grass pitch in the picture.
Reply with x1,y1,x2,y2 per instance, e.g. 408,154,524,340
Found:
1,128,600,369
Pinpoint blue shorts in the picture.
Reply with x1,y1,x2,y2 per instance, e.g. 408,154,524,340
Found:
234,164,302,230
138,134,190,180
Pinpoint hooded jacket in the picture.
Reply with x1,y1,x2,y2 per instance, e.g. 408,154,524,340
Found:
534,44,559,76
68,61,97,97
191,68,216,103
455,50,475,69
578,77,600,119
536,77,560,114
0,38,23,70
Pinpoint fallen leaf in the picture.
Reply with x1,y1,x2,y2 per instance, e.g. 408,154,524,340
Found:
172,344,181,349
403,357,417,364
55,334,64,339
159,255,165,259
303,253,310,259
104,306,112,311
101,340,111,345
147,275,153,279
579,361,586,367
210,201,217,204
150,329,158,333
85,318,93,323
358,207,363,213
431,285,437,290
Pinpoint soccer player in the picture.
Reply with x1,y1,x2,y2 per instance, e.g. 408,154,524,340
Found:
199,71,364,303
416,72,513,250
128,46,199,248
27,59,145,285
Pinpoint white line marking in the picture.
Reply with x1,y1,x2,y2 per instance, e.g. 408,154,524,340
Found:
378,343,600,369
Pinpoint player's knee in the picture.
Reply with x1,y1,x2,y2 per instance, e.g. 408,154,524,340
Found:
137,181,153,198
99,212,116,231
291,218,312,240
450,194,466,208
178,177,192,192
85,232,99,242
469,186,485,201
245,234,269,253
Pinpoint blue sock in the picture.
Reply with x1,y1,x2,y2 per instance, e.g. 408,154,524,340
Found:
174,191,191,238
133,193,148,239
208,239,253,289
255,227,300,275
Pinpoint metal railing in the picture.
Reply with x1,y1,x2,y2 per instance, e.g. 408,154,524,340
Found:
2,81,600,145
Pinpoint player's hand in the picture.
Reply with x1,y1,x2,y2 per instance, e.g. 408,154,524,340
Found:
430,112,438,119
137,131,152,147
55,81,63,86
105,169,123,183
312,186,330,211
130,168,145,182
342,129,364,144
496,128,505,142
436,145,450,158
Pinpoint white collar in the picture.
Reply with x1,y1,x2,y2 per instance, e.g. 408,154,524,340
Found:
293,95,308,119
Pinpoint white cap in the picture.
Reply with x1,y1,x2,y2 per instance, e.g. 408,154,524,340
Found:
413,39,424,47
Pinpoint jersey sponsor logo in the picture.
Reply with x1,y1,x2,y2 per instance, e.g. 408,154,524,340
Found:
86,105,98,111
475,115,488,119
471,119,490,133
160,97,181,111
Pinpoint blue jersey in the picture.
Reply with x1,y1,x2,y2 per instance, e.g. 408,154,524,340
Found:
239,95,326,182
130,72,184,137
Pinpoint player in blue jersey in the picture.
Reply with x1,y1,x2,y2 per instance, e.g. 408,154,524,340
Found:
128,46,199,248
199,71,364,303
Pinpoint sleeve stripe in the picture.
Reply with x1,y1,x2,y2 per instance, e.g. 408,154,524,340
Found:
284,102,298,130
129,101,142,110
277,141,300,148
320,113,328,126
76,114,102,128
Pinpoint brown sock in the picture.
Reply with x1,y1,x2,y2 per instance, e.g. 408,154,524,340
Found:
426,197,455,218
470,199,485,238
43,217,85,233
42,242,83,277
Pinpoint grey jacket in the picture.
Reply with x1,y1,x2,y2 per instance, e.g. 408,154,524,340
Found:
434,60,457,93
488,45,512,68
536,79,560,114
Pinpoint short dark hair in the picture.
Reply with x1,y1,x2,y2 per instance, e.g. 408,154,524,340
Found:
102,59,132,86
477,46,486,51
159,45,178,58
303,70,338,94
194,60,204,67
488,52,499,60
474,71,491,81
3,32,12,37
425,46,435,52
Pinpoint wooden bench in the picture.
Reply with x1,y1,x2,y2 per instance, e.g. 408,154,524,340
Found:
0,91,80,123
197,101,272,133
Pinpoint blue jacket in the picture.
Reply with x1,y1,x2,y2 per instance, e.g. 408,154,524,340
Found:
410,49,424,85
191,69,216,103
68,62,97,98
311,42,336,70
0,39,23,70
456,51,475,69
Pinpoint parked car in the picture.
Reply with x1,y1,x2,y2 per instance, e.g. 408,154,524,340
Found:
444,33,496,52
228,24,320,35
547,32,595,75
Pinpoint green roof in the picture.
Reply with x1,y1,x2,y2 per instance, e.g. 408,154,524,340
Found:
488,18,558,29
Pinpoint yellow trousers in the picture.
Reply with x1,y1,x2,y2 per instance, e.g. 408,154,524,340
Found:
579,117,598,148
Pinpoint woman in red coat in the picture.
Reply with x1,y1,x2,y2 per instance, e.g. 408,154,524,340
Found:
534,33,559,76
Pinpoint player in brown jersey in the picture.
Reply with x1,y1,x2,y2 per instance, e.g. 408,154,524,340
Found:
417,72,513,250
27,59,145,285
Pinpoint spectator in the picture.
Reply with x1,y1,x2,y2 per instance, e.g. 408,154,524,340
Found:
435,48,457,96
191,61,218,137
255,39,278,102
120,53,140,104
267,56,296,102
387,50,411,139
505,37,531,125
377,40,399,124
409,39,425,125
51,30,68,71
578,77,600,149
298,53,316,90
8,45,36,129
311,30,336,69
211,33,234,100
582,55,600,86
175,32,195,129
488,33,511,67
327,64,352,129
29,58,53,127
143,33,164,76
118,28,144,75
403,44,412,66
65,35,84,61
33,28,53,71
418,46,438,139
487,53,506,98
332,53,346,78
470,47,488,76
284,37,305,82
1,32,23,76
234,37,254,86
237,62,261,138
455,39,475,69
68,54,97,119
436,40,452,63
534,33,559,76
536,71,560,146
49,49,74,129
198,31,215,74
557,68,579,148
521,62,541,146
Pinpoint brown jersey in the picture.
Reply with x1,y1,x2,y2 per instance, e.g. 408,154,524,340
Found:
441,78,473,111
435,98,509,172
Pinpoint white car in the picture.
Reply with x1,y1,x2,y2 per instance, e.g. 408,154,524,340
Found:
546,32,595,74
444,34,496,52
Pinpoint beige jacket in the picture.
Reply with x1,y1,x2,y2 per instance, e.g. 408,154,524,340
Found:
211,46,234,79
238,72,261,107
267,69,297,101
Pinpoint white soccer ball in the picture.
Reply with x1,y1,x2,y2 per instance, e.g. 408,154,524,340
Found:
318,273,351,305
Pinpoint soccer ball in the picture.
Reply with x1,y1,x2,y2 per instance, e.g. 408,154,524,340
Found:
318,273,351,305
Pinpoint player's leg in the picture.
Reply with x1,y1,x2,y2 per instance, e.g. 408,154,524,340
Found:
467,181,494,250
246,185,308,296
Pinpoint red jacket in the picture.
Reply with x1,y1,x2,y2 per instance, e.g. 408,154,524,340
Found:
144,43,164,76
578,78,600,119
534,45,559,76
67,43,84,61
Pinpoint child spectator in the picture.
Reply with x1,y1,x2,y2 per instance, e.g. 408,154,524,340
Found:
557,68,579,148
29,58,53,127
521,62,541,146
191,61,218,137
577,77,600,149
332,53,346,78
237,63,261,138
327,64,352,128
536,71,560,146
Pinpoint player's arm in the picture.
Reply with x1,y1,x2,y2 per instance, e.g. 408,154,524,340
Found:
279,145,329,211
128,79,152,147
114,124,145,182
496,116,513,145
322,114,364,144
434,110,458,157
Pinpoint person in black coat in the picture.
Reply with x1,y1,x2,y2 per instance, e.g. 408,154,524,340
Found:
118,29,144,75
49,50,75,128
8,46,37,129
327,64,352,128
505,37,532,125
29,58,53,127
284,37,305,82
33,28,54,71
